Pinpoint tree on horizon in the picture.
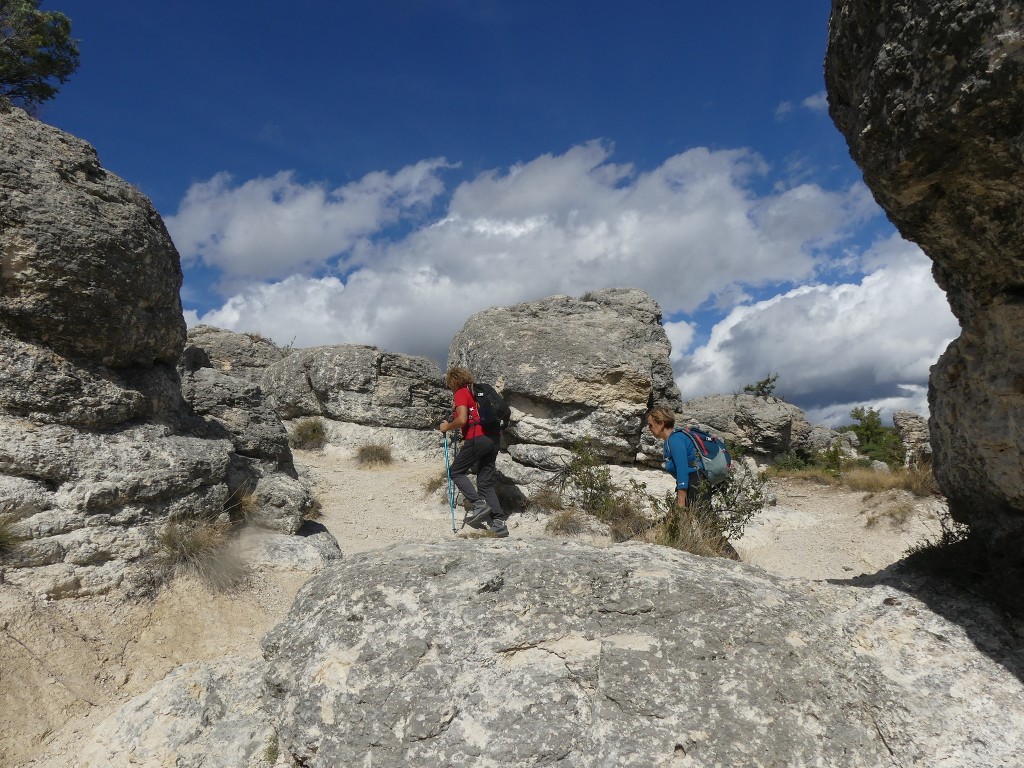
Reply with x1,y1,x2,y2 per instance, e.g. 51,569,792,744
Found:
0,0,79,111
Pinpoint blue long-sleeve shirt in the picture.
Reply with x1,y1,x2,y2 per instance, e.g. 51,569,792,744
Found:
663,430,698,489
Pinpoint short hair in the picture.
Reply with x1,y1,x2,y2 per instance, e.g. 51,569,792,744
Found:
647,406,676,429
444,367,474,390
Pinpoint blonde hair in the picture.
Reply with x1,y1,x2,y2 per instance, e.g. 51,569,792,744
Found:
647,406,676,429
444,367,474,391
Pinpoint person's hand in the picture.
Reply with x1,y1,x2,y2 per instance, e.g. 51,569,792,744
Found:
439,420,450,433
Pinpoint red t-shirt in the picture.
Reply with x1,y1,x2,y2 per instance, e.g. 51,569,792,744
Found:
454,386,484,440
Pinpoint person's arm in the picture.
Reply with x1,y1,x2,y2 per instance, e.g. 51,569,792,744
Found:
665,432,693,507
440,405,469,433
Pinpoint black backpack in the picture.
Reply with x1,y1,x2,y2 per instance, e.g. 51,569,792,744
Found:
470,383,512,430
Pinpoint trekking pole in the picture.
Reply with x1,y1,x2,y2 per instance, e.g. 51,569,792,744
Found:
444,432,458,534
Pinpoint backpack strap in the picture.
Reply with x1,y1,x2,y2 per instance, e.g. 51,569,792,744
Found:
671,427,701,470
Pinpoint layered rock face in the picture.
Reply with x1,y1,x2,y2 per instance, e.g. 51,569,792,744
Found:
178,335,314,534
449,288,683,464
826,1,1024,566
74,540,1024,767
0,107,304,595
260,344,450,429
680,393,821,460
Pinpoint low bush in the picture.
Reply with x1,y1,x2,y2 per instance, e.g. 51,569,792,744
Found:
648,500,736,559
550,441,770,553
356,443,393,467
158,520,247,591
290,418,327,450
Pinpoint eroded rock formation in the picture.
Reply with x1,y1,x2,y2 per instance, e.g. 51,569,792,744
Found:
449,288,683,464
0,106,310,595
826,0,1024,589
73,540,1024,767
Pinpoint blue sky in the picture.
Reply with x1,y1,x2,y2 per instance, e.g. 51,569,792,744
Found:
38,1,959,424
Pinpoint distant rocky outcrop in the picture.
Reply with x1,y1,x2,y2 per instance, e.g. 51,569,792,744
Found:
450,288,683,467
826,0,1024,597
678,393,824,460
892,410,931,469
186,325,288,383
72,540,1024,767
0,106,311,596
260,344,449,428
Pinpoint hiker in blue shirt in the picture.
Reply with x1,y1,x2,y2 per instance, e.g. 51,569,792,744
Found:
647,406,703,508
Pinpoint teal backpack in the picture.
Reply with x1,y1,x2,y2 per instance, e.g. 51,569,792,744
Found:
674,426,732,486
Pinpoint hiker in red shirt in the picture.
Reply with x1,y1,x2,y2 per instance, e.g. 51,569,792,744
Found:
439,367,508,537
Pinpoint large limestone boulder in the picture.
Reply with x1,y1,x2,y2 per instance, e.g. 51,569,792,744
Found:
826,0,1024,589
73,540,1024,767
260,345,449,429
677,393,817,460
0,107,240,596
178,339,314,535
186,324,287,383
449,288,683,462
0,103,185,367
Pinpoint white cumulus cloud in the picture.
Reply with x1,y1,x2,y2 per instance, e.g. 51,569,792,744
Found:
179,143,956,422
166,159,450,285
676,235,959,422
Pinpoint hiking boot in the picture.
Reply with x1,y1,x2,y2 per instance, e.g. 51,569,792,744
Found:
487,521,509,538
464,499,492,529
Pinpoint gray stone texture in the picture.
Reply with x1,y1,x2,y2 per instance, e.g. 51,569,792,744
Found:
892,409,931,468
76,540,1024,767
260,345,449,429
676,393,819,460
187,324,288,383
0,107,270,596
449,288,683,462
0,103,185,367
826,0,1024,581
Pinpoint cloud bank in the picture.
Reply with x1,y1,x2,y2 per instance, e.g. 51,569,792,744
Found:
169,143,957,423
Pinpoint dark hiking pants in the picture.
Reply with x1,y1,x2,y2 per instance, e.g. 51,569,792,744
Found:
449,434,503,519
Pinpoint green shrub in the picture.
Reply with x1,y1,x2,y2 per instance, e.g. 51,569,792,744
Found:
838,406,905,468
356,443,393,466
551,441,769,550
290,417,327,450
158,520,247,591
742,372,779,398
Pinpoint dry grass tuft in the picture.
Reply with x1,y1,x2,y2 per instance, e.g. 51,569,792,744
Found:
290,418,327,450
422,473,447,496
644,506,736,559
356,443,394,467
529,487,565,513
545,508,587,536
0,515,21,560
768,466,842,486
158,521,248,591
843,467,939,497
864,498,917,529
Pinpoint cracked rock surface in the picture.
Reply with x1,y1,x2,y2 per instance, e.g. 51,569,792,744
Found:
76,538,1024,767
